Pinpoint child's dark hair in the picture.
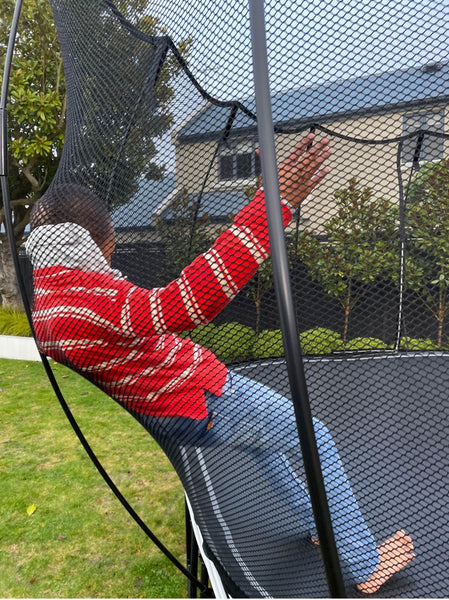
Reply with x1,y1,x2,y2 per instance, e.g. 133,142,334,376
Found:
30,184,113,248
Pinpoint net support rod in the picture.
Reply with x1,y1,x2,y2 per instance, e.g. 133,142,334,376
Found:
0,4,206,591
248,1,346,596
0,0,23,177
0,0,34,325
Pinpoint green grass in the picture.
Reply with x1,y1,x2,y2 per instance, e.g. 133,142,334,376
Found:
0,359,187,598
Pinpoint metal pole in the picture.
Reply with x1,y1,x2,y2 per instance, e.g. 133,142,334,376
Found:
248,1,346,596
1,0,24,177
0,0,34,323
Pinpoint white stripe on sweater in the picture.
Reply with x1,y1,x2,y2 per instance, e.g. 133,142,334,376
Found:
177,274,210,326
33,306,122,335
228,224,269,264
142,344,202,401
149,288,167,334
204,247,239,298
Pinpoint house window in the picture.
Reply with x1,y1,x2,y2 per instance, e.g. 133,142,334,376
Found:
219,140,260,181
402,109,445,164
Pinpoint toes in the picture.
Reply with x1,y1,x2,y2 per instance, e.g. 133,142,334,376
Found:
391,530,414,551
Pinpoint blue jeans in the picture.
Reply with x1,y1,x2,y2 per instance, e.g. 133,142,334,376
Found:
202,371,379,584
140,370,379,584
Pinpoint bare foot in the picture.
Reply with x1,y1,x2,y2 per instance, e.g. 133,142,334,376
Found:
357,530,415,594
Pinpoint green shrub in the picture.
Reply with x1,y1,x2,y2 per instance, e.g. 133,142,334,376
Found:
0,308,32,337
253,329,285,359
253,327,345,359
399,336,437,350
190,322,256,363
190,323,218,350
300,327,344,355
344,337,388,351
177,330,191,339
213,322,256,363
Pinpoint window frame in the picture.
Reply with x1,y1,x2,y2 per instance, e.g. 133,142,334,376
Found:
218,137,260,184
402,108,445,165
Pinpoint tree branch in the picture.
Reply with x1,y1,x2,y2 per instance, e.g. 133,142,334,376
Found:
56,93,67,132
0,196,33,218
13,207,32,238
21,162,40,191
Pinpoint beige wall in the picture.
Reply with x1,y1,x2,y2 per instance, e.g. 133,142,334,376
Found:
175,105,448,234
174,138,220,194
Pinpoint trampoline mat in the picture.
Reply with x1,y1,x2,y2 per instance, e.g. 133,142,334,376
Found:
205,352,449,598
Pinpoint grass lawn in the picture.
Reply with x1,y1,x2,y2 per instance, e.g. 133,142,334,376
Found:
0,358,188,598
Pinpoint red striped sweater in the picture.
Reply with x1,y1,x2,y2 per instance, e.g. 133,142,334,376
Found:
26,190,292,420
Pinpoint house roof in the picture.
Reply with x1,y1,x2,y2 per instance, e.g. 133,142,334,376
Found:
112,175,175,230
112,174,247,227
157,188,249,223
178,62,449,143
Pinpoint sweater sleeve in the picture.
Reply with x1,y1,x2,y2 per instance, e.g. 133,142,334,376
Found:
122,189,293,336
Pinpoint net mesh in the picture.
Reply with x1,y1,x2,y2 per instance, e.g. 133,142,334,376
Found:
16,0,449,596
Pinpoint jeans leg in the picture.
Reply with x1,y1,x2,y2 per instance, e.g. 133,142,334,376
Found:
313,419,379,583
254,446,318,535
208,371,379,584
206,373,316,535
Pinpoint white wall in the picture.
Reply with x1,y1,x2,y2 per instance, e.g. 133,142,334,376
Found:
0,335,41,361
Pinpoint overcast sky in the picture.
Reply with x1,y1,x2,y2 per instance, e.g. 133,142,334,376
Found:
145,0,448,98
144,0,448,170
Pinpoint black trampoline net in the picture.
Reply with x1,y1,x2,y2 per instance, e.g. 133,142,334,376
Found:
12,0,449,597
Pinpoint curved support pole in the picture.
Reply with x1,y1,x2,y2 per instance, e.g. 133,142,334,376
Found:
0,0,34,323
0,3,206,592
1,1,23,175
248,1,346,596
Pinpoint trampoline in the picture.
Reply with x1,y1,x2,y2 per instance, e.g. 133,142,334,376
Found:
1,0,448,597
233,354,448,597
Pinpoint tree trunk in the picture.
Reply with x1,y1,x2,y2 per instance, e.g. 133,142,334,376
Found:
342,284,352,344
0,239,24,309
437,283,445,349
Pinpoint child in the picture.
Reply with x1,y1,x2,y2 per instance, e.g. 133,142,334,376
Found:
26,134,414,592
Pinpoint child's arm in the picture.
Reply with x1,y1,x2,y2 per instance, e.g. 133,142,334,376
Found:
125,135,330,335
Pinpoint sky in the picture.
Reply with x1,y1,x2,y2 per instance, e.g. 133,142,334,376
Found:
141,0,448,171
143,0,448,99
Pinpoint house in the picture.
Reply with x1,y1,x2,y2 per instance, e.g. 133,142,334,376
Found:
168,61,449,234
110,61,449,337
112,60,449,261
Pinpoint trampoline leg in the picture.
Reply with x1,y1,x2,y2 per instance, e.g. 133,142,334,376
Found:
200,560,211,598
186,500,200,598
185,500,214,598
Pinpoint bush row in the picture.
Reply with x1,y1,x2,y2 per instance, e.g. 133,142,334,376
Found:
185,323,439,363
0,309,438,360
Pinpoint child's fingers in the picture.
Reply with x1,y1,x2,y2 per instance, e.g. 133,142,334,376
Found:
299,143,331,178
309,166,330,187
281,134,316,168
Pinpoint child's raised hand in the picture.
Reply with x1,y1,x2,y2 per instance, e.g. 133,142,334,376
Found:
277,134,331,209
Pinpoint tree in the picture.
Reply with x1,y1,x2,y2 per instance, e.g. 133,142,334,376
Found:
0,0,191,307
155,190,214,283
405,159,449,347
53,2,192,212
297,177,398,343
243,256,274,334
0,0,65,307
